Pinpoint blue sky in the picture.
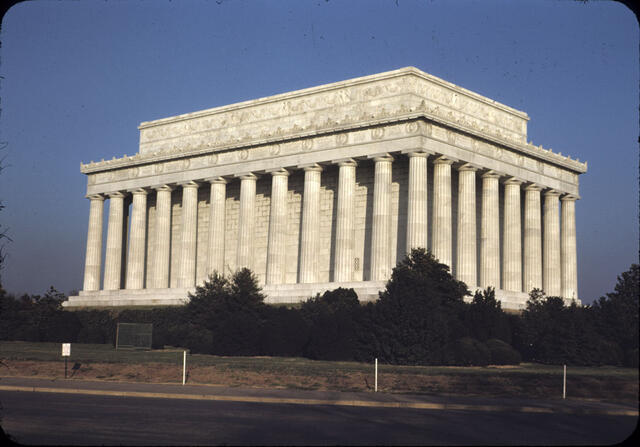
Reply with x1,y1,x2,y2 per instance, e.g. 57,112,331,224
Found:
0,0,637,304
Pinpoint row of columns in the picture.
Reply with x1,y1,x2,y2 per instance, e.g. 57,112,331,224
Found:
82,151,578,300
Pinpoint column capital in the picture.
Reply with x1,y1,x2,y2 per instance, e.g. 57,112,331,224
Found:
332,158,357,167
544,189,561,197
369,153,394,163
299,163,323,172
178,180,200,188
205,176,227,185
266,168,290,177
107,191,126,199
524,183,543,191
152,184,175,192
86,194,105,201
402,149,433,157
561,194,579,202
481,169,502,179
234,172,258,180
456,162,479,172
433,155,455,165
503,177,523,186
128,187,149,195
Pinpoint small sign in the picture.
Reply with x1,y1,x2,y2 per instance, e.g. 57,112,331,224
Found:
62,343,71,357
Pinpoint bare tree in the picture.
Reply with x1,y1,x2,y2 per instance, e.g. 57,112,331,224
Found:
0,144,10,285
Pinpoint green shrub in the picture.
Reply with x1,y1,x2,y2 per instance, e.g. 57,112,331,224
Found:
260,306,309,357
301,288,361,361
625,348,639,368
75,310,117,345
444,337,490,366
485,338,521,365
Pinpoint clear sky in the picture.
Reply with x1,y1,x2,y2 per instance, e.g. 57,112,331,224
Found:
0,0,637,304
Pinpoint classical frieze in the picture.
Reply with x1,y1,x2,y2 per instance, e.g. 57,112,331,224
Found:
80,68,586,176
86,119,581,197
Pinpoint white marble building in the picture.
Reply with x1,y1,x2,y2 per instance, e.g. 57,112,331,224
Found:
65,67,587,309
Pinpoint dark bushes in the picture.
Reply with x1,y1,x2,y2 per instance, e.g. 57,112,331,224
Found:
444,337,491,366
485,338,522,365
1,260,637,368
300,288,360,360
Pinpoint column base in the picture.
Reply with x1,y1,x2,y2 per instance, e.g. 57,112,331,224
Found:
64,282,387,308
63,288,192,308
262,281,387,304
64,283,573,310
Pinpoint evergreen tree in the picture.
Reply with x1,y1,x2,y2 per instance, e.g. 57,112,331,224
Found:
370,248,469,365
591,264,639,366
185,269,266,355
300,288,361,360
464,287,511,343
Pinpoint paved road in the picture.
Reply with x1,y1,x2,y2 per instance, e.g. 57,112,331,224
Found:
0,378,636,445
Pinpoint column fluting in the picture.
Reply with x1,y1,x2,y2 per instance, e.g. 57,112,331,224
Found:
561,195,578,301
206,178,227,277
406,151,429,253
125,188,148,289
152,185,173,289
480,171,501,289
236,173,257,270
523,184,542,293
370,155,394,281
502,178,523,292
266,169,289,285
432,156,454,268
82,194,104,291
543,190,562,296
299,164,322,283
456,164,477,288
103,192,126,290
333,159,357,282
177,181,199,288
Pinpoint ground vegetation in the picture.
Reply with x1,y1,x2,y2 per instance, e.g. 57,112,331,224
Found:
0,251,637,367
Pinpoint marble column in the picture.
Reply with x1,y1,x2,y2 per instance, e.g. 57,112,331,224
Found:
406,151,429,253
177,181,199,288
236,173,257,270
299,164,322,283
266,169,289,285
82,194,104,291
456,164,477,288
333,159,357,282
543,190,561,296
432,156,454,267
561,195,578,301
103,192,126,290
370,154,393,281
480,171,500,289
152,185,173,289
502,178,522,292
206,178,227,277
125,188,148,289
523,184,542,292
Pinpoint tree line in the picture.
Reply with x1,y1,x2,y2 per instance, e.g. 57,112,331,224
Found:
0,249,637,367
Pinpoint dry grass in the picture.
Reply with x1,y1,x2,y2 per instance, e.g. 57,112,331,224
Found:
1,341,637,402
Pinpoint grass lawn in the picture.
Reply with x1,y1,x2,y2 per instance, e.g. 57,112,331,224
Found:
1,341,637,401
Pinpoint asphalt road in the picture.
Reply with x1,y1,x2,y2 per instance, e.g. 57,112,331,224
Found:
1,389,636,445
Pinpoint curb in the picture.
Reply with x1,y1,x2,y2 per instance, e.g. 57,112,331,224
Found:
0,385,637,416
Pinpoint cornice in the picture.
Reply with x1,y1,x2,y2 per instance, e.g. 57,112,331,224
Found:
81,111,587,175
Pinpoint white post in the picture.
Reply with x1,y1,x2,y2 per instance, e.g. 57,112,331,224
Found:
183,351,187,385
563,364,566,399
375,358,378,393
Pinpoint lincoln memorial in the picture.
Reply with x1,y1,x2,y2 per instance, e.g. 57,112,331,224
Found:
64,67,587,309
